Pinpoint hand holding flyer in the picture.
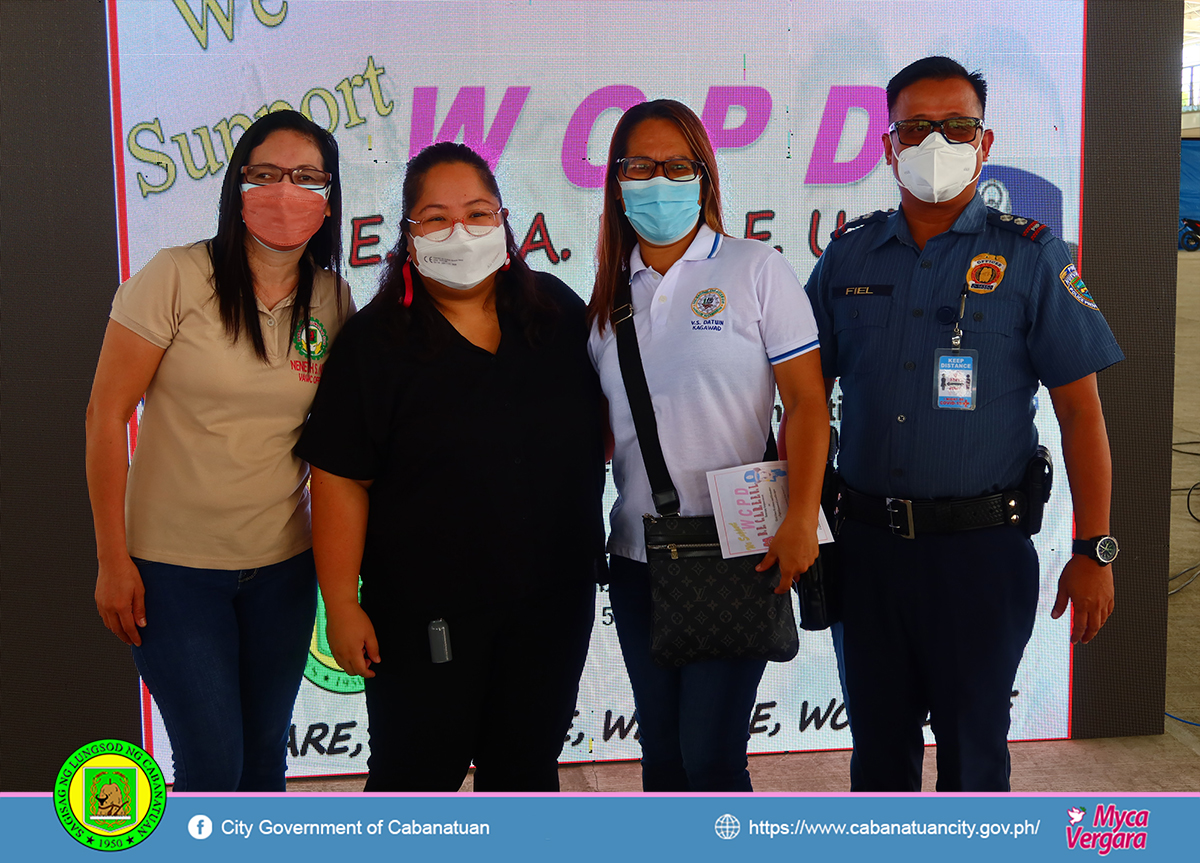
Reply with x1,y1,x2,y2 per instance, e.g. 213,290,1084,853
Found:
706,460,834,559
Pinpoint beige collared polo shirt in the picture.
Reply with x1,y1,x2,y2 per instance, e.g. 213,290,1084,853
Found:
110,243,352,569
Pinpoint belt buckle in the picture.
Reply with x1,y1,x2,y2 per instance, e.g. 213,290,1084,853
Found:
885,497,915,539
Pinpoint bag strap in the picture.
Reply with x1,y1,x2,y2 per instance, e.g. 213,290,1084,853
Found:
612,277,776,517
613,277,681,516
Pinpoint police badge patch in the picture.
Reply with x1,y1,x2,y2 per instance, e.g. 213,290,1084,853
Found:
967,253,1007,294
1059,263,1098,310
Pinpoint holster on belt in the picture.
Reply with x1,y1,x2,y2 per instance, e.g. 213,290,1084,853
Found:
836,447,1053,539
1019,445,1053,537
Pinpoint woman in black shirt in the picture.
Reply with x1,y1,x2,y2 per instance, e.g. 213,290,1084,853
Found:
296,143,606,791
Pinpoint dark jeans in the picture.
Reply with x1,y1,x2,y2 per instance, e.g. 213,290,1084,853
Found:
607,555,767,791
835,519,1039,791
361,580,595,791
131,550,317,791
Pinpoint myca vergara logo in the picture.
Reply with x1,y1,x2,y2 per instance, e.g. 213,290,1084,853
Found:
293,318,330,361
54,739,166,851
1065,803,1149,855
304,583,364,694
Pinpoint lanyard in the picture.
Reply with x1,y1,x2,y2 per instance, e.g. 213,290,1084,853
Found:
950,284,968,353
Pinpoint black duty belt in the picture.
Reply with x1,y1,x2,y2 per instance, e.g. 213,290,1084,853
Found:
837,482,1027,539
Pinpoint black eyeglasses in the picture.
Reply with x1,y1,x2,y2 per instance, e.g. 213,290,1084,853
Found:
242,164,332,189
887,117,983,146
616,157,704,182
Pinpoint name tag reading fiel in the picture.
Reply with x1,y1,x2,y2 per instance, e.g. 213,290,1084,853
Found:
933,349,978,410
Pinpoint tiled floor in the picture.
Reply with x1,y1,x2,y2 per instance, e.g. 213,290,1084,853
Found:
288,253,1200,794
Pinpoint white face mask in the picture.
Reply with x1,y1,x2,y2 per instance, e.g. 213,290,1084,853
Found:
893,131,983,204
410,223,509,291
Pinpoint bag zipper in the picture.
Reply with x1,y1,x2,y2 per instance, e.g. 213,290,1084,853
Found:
646,541,721,560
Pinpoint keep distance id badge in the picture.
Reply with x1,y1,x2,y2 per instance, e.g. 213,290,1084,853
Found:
934,349,978,410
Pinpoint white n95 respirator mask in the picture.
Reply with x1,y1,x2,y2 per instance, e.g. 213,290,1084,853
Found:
893,132,983,204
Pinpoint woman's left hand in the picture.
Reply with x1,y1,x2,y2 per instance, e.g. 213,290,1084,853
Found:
756,512,820,594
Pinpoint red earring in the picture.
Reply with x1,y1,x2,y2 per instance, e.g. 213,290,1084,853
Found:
401,257,414,308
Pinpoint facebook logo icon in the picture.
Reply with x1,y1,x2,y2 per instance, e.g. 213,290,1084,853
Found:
188,814,212,840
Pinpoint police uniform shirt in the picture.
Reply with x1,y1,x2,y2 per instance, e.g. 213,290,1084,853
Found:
589,224,821,563
805,194,1124,500
295,272,607,627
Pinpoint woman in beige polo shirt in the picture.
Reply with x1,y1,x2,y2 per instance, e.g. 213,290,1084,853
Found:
84,110,352,791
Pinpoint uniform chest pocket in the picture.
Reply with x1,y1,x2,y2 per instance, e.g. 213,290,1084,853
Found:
959,297,1025,338
832,296,893,378
833,295,893,333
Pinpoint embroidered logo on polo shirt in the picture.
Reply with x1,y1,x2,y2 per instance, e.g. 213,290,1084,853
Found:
691,288,726,332
293,318,330,361
1059,264,1098,310
692,288,726,318
291,318,329,384
967,253,1007,294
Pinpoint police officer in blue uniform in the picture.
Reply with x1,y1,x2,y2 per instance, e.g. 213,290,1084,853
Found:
805,57,1124,792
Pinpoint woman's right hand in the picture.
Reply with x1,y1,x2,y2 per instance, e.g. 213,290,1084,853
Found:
324,601,381,678
95,555,147,646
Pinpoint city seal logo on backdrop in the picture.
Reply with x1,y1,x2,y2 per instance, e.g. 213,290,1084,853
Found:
54,739,166,851
305,587,365,694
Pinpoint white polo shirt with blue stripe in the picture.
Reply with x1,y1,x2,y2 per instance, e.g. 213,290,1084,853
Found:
588,223,821,563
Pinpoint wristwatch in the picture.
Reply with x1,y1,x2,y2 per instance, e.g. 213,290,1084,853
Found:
1072,535,1119,566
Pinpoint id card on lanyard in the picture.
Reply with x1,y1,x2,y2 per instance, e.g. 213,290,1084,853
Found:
934,285,978,410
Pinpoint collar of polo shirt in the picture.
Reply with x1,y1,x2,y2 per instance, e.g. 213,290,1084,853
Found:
629,223,723,276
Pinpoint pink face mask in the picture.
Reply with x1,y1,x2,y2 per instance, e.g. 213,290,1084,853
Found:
241,183,328,250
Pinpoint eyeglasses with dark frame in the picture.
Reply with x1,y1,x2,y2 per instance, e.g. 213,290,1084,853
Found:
887,117,984,147
242,164,332,188
616,157,705,182
405,208,508,242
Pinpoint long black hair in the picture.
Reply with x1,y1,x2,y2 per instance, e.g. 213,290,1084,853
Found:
209,109,344,361
372,142,554,354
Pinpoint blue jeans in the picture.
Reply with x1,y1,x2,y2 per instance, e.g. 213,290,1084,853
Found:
607,555,767,791
131,550,317,791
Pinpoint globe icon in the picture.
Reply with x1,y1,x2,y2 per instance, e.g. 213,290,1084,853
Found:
714,813,740,840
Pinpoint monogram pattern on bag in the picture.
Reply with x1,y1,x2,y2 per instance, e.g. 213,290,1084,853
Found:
647,546,798,669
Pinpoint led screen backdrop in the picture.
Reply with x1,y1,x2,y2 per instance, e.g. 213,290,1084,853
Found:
106,0,1085,780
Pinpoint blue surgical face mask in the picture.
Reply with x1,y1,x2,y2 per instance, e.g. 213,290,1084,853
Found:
619,176,702,246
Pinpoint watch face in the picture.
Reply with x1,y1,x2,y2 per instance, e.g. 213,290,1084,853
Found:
1096,536,1119,564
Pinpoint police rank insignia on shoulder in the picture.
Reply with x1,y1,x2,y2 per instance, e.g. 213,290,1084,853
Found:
830,209,893,241
1059,263,1099,310
987,207,1052,243
966,253,1007,294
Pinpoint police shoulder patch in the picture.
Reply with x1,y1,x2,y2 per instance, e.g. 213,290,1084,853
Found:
830,209,893,241
986,207,1054,244
1059,263,1099,310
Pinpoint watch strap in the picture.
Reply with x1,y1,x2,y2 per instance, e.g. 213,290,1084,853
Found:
1072,535,1117,565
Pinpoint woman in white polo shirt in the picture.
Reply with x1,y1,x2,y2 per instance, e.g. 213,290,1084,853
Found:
84,110,352,791
587,99,829,791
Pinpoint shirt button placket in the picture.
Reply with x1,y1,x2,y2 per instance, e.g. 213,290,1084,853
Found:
893,254,934,490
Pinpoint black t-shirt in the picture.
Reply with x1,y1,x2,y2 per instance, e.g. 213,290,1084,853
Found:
295,272,606,628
